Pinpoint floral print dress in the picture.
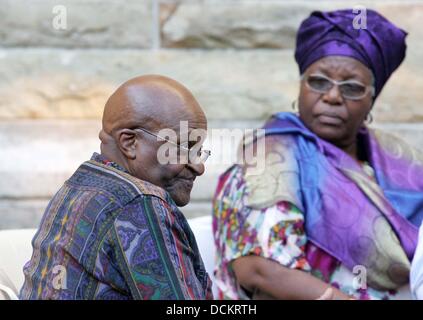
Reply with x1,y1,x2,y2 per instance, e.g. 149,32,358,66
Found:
212,164,411,300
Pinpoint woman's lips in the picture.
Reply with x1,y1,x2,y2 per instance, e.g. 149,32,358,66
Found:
316,113,344,126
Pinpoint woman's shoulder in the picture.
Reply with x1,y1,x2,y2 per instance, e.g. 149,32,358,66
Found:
370,127,423,163
240,130,299,166
223,133,302,211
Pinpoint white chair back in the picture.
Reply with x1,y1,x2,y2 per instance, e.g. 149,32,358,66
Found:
0,229,36,299
188,215,218,298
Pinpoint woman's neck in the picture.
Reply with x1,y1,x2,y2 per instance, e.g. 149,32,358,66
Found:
339,140,370,169
342,143,358,161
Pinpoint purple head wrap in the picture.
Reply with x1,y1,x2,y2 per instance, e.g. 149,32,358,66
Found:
295,9,407,98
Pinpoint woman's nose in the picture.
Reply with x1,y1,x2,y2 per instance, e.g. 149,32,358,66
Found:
323,85,343,105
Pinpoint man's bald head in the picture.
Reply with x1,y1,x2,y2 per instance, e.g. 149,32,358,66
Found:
98,75,208,206
102,74,206,135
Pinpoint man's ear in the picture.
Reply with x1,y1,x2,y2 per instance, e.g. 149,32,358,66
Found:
116,129,138,160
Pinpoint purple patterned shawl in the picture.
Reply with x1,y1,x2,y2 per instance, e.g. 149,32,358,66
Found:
263,112,423,290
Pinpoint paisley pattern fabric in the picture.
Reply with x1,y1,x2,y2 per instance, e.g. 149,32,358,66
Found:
20,153,212,300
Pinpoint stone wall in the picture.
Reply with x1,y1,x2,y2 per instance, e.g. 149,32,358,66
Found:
1,0,423,229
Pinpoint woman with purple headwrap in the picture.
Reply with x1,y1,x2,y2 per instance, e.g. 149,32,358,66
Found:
213,9,423,300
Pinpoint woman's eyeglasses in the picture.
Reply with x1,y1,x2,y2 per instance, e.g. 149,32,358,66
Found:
302,73,375,100
133,128,211,163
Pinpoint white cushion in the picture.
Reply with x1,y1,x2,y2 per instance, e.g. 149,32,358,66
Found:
188,215,217,298
0,229,36,299
411,225,423,300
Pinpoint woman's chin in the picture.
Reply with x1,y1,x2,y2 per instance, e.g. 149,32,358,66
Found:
313,124,345,143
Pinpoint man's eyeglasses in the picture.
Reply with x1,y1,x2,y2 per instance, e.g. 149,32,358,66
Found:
133,128,211,163
302,73,375,100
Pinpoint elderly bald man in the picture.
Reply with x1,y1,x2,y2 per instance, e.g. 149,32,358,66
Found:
20,75,213,300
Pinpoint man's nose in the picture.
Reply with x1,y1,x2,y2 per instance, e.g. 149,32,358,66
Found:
187,162,205,176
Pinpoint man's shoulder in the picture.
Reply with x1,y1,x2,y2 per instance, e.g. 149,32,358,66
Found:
67,159,169,206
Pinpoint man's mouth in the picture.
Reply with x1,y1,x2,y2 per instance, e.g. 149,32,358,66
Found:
179,178,194,189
